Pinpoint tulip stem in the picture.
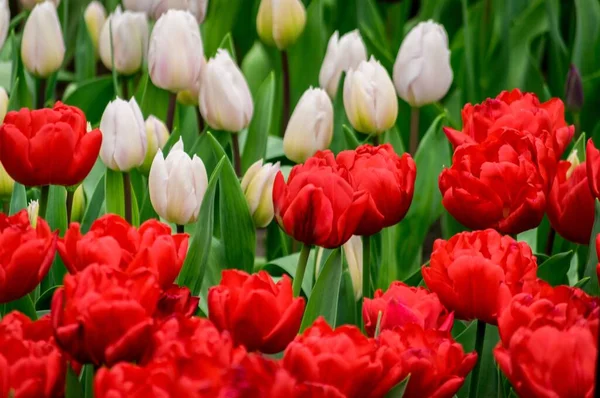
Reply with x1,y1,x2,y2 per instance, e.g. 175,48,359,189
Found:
39,185,49,219
166,93,177,134
545,227,556,256
36,78,47,109
121,76,129,99
176,224,185,234
231,133,242,177
372,135,380,146
66,189,74,225
123,172,132,224
469,320,487,398
409,107,420,155
280,51,290,137
362,235,371,300
292,244,311,297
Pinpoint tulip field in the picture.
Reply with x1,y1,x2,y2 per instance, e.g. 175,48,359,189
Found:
1,0,600,396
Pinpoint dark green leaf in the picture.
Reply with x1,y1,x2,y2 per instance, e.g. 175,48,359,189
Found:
74,15,95,82
65,366,84,398
46,186,68,234
104,169,125,219
3,294,37,320
63,77,115,125
574,277,591,289
202,0,244,57
35,285,60,311
572,0,600,76
343,125,360,150
583,199,600,295
262,251,316,297
537,251,573,286
9,182,27,215
81,175,105,233
336,268,357,327
385,375,411,398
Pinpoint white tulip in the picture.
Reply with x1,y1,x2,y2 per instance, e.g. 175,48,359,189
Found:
152,0,209,23
256,0,306,50
342,235,363,301
148,10,204,93
393,20,453,107
19,0,59,10
0,0,9,51
199,49,253,132
99,6,148,75
241,159,280,228
99,97,147,172
122,0,154,14
21,1,65,78
84,1,107,54
344,56,398,135
176,56,205,106
0,87,8,123
149,138,208,225
284,88,333,163
319,30,367,99
140,115,170,174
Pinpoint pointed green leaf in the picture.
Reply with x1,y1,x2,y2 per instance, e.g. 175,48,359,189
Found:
537,251,573,286
385,375,411,398
81,175,105,233
9,182,27,215
104,169,125,218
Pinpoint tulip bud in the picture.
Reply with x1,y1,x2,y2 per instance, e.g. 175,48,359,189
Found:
393,20,453,107
284,87,333,163
99,97,147,172
241,159,280,227
177,56,206,106
256,0,306,50
565,64,584,113
148,10,204,93
344,57,398,135
84,1,107,55
0,87,8,123
122,0,153,14
0,0,9,51
27,200,39,228
0,161,14,200
140,115,170,174
342,235,363,301
70,184,85,223
319,30,367,99
21,1,65,78
152,0,209,23
149,138,208,225
99,6,148,76
199,49,254,132
19,0,59,11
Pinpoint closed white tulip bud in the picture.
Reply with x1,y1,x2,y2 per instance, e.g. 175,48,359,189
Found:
284,88,333,163
122,0,154,14
148,10,204,93
21,1,65,78
199,50,253,132
319,30,367,99
0,87,8,123
393,20,453,107
84,1,107,54
152,0,208,23
342,235,363,301
99,6,148,75
241,159,280,228
256,0,306,50
0,161,14,200
149,138,208,225
19,0,59,10
344,57,398,135
140,115,170,174
0,0,9,51
99,97,147,172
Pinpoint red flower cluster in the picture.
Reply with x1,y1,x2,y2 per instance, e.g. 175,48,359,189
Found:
422,229,538,324
273,144,415,247
0,102,102,187
362,281,454,337
440,89,574,234
0,209,57,303
494,283,599,397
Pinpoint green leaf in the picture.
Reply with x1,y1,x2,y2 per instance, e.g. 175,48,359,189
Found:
81,175,105,233
35,286,60,311
329,74,350,153
46,186,68,234
74,15,95,82
63,76,115,125
139,74,170,121
177,158,225,295
262,251,316,297
336,267,357,327
217,32,237,62
343,125,360,150
208,133,256,273
574,277,591,289
104,169,125,219
8,32,34,110
65,366,84,398
300,248,342,332
460,0,477,102
583,199,600,295
9,182,27,215
359,25,395,73
402,266,423,287
570,132,587,162
242,72,276,172
3,294,37,320
385,375,411,398
202,0,244,57
572,0,600,76
81,364,94,398
537,251,573,286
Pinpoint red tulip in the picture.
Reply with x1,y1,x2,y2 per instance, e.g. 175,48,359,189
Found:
586,139,600,199
283,317,394,398
444,89,573,163
336,144,416,236
273,150,369,248
0,312,66,398
51,264,161,366
547,160,594,244
439,129,547,234
154,284,200,320
363,282,454,337
0,209,57,303
422,229,538,324
58,214,188,288
208,270,305,354
0,102,102,187
375,325,478,398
